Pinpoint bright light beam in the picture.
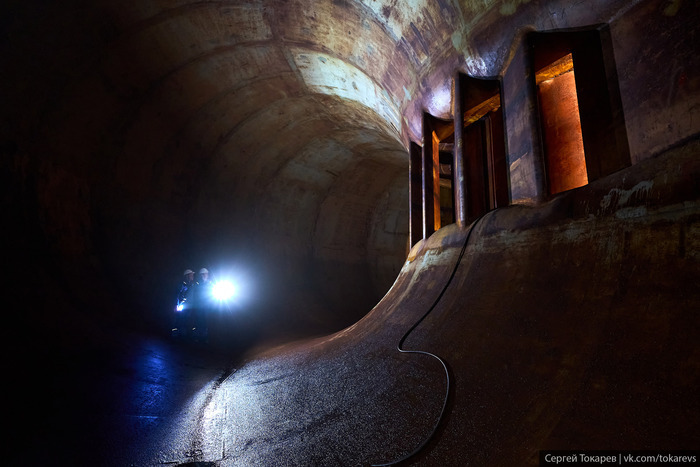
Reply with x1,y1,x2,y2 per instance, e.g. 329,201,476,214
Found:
212,280,236,301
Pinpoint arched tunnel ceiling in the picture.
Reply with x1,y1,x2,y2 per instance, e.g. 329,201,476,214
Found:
2,0,637,338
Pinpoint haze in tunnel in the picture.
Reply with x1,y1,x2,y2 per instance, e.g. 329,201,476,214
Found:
2,0,438,343
6,0,684,344
2,0,700,464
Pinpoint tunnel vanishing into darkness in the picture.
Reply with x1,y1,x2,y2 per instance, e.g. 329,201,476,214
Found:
2,0,700,465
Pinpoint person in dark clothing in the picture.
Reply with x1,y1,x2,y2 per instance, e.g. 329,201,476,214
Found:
190,268,213,342
171,269,195,338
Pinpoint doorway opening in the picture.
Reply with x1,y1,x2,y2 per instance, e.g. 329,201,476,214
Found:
531,26,631,196
422,113,454,238
454,73,509,224
536,53,588,194
439,147,454,227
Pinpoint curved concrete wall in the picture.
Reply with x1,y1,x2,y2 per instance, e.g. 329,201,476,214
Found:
3,1,699,464
200,140,698,465
108,141,696,466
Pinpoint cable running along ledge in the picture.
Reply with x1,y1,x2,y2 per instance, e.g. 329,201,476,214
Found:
371,211,492,466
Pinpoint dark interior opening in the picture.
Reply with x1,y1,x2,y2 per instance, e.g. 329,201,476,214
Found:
439,147,455,227
454,73,509,223
409,141,424,247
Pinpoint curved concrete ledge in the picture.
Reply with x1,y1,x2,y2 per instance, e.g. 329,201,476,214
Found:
183,140,700,466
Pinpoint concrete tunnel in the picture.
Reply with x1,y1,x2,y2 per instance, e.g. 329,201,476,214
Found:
2,0,700,465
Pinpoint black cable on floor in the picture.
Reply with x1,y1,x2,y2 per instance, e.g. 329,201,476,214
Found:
371,211,492,467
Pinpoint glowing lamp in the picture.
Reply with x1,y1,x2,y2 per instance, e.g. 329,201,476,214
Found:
212,280,236,301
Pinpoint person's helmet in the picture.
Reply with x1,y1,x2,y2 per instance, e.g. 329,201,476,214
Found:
183,269,194,276
199,268,209,274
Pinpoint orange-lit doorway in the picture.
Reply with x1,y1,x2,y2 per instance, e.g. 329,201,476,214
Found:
422,113,454,239
536,54,588,194
531,27,631,196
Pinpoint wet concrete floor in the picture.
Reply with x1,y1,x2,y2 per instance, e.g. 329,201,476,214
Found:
12,316,448,466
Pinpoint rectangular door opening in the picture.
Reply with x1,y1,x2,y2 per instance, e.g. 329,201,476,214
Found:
536,53,588,194
531,27,631,197
454,73,510,224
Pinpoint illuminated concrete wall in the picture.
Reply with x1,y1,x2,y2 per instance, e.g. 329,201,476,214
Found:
2,0,698,341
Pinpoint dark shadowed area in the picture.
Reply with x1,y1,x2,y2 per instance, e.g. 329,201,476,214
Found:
2,0,699,465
